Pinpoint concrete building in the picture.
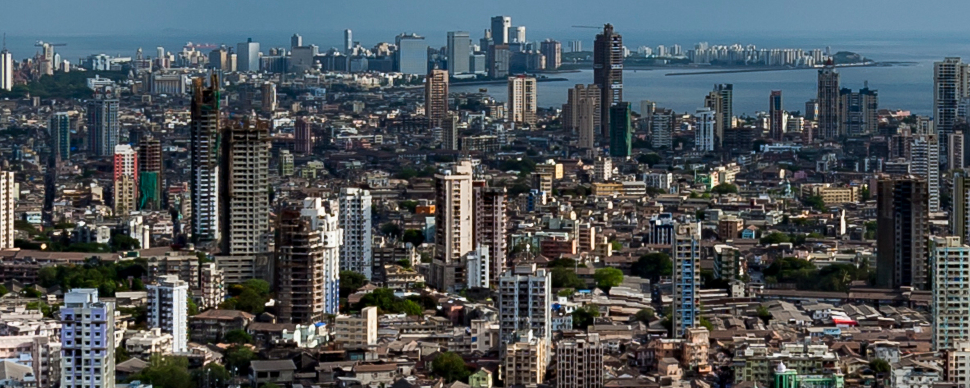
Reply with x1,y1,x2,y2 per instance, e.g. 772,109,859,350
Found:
146,275,188,353
703,84,733,149
498,263,551,348
503,330,546,386
236,39,260,72
334,306,378,348
769,90,784,140
219,116,270,256
87,98,119,157
465,245,490,289
694,107,716,152
911,134,941,212
953,171,970,244
190,76,221,244
555,332,603,388
447,31,471,75
430,161,474,291
113,145,138,216
338,188,372,281
198,263,224,310
609,102,632,158
474,184,507,282
60,289,115,388
441,113,459,151
799,184,860,205
540,39,561,70
299,198,342,316
294,117,312,155
508,76,537,126
0,170,14,250
672,222,701,338
50,112,71,162
261,82,276,112
594,24,623,138
276,199,341,324
945,342,970,385
0,48,11,91
876,177,929,290
488,44,511,79
650,108,674,149
839,86,878,136
395,34,426,75
562,84,600,149
950,132,965,169
932,236,970,351
490,16,512,45
935,58,969,153
425,69,449,129
593,157,612,182
137,137,162,210
344,29,353,54
817,61,841,140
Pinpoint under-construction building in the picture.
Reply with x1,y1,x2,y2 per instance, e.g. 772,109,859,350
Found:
219,116,270,257
190,75,221,244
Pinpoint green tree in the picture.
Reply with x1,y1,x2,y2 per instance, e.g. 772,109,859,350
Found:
634,308,655,324
699,317,714,331
224,345,256,372
399,200,419,213
242,279,270,296
234,289,266,315
757,305,772,324
711,183,738,195
759,232,791,245
551,267,586,289
869,358,891,374
22,287,42,298
402,229,425,246
380,223,403,238
802,195,827,212
110,233,141,251
187,297,199,316
631,253,672,282
131,355,193,388
636,153,662,166
396,259,413,269
115,346,131,363
593,268,624,291
339,271,368,298
571,305,600,330
191,363,231,388
431,352,471,383
357,288,422,315
611,241,623,251
0,285,7,297
224,329,253,345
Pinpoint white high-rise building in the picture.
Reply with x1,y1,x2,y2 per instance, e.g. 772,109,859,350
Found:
912,134,941,212
694,107,716,152
932,236,970,352
507,76,537,125
60,289,115,388
498,263,551,346
447,31,471,76
147,275,188,353
338,188,372,280
490,16,512,45
236,39,260,72
430,161,474,291
672,222,701,338
300,198,342,316
0,170,13,249
0,48,12,92
593,157,612,182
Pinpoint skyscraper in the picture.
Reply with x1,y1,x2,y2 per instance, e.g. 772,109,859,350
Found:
295,117,312,155
430,161,474,291
609,102,632,157
490,16,512,45
60,289,115,388
0,170,12,249
473,184,508,282
138,137,162,210
769,90,784,140
911,134,941,212
488,44,511,79
498,262,551,346
291,33,303,48
540,39,561,70
261,82,277,112
344,29,353,54
147,275,188,353
594,24,623,137
0,46,11,91
276,199,341,323
512,26,527,44
219,116,270,256
395,34,427,75
508,75,537,125
935,57,969,137
50,112,71,162
931,236,970,351
338,188,373,280
817,60,841,140
876,177,929,290
839,85,879,136
441,113,459,151
113,144,138,216
236,38,260,72
87,98,119,157
190,76,220,244
954,171,970,244
705,84,733,148
949,132,966,170
563,84,601,149
672,221,701,338
447,31,471,76
694,107,716,152
425,68,449,128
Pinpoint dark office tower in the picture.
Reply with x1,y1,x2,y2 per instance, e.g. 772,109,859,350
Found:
295,117,312,155
839,84,879,136
190,75,220,244
704,84,733,148
49,112,71,162
876,177,929,290
488,44,511,79
804,99,819,121
540,39,561,70
473,182,508,283
87,98,119,157
609,102,632,158
291,33,302,48
817,60,840,140
425,68,449,128
769,91,784,141
137,137,163,210
594,24,623,138
219,116,270,256
491,16,511,45
953,171,970,244
275,207,325,324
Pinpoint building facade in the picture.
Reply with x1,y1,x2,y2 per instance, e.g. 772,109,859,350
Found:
146,275,188,353
190,76,221,244
219,116,270,256
594,24,623,138
338,188,372,281
672,222,701,338
508,76,537,125
87,98,119,157
425,69,449,129
60,289,115,388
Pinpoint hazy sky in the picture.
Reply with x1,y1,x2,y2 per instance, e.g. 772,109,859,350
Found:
8,0,970,37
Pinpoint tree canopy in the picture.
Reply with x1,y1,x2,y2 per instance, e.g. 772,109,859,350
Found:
356,288,423,315
431,352,471,383
572,305,600,330
594,268,624,291
711,183,738,195
551,267,586,289
631,253,672,282
339,271,368,298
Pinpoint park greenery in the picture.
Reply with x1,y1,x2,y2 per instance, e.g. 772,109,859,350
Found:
36,258,148,297
631,252,672,282
219,279,271,315
763,257,869,292
355,288,423,315
431,352,471,383
0,70,129,100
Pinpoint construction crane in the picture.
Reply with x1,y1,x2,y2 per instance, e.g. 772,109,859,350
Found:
572,25,602,29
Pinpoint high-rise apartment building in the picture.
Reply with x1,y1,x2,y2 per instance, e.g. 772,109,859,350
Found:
935,57,969,137
261,82,276,112
291,33,303,48
594,24,623,137
769,90,784,140
950,133,966,170
490,16,512,45
276,198,341,323
425,68,449,128
190,76,220,244
488,44,511,79
555,333,603,388
876,177,929,290
338,188,372,281
441,113,459,151
113,145,138,216
344,29,353,54
219,117,270,256
0,170,13,249
562,84,600,149
839,86,878,136
431,161,474,291
447,31,471,75
694,107,716,152
672,221,701,338
473,184,507,282
236,39,260,72
817,61,841,140
508,75,537,125
540,39,561,70
50,112,71,162
503,331,547,386
60,289,115,388
650,108,674,149
911,134,941,212
87,98,119,157
609,102,632,158
498,263,551,346
0,47,11,91
953,171,970,244
295,117,312,155
395,34,427,75
931,236,970,351
147,275,188,353
137,137,162,210
704,84,733,148
512,26,526,44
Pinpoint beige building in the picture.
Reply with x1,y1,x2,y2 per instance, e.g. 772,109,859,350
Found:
718,216,744,240
534,160,564,180
430,161,474,291
425,69,449,128
125,328,174,360
946,341,970,385
114,145,138,216
335,306,378,348
800,183,859,205
555,332,603,388
562,84,600,149
682,327,711,373
0,170,13,249
508,76,537,125
502,330,546,386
